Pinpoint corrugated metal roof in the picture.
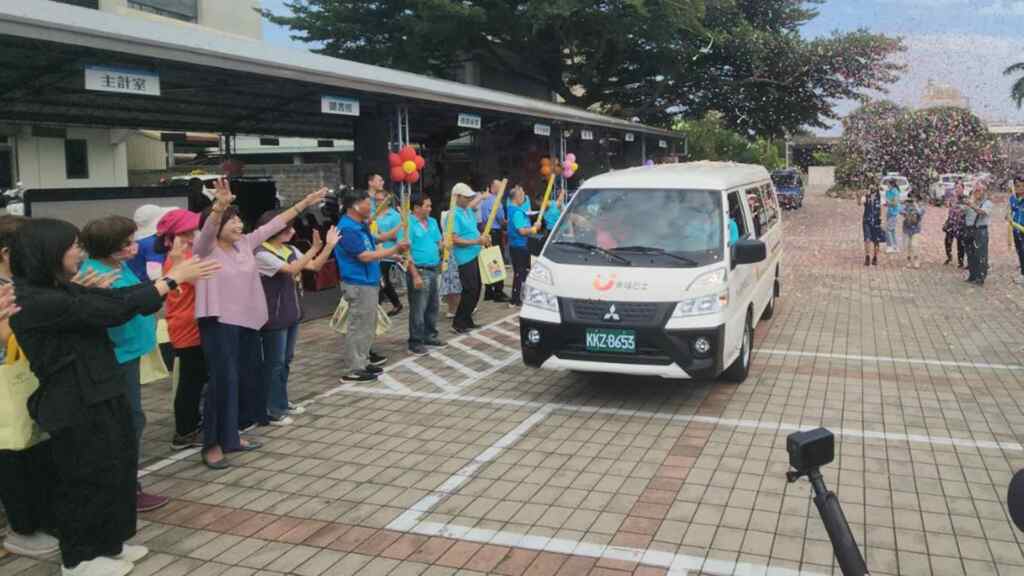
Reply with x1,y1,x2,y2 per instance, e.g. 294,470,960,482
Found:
0,2,679,139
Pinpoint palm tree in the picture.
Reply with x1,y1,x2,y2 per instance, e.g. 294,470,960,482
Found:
1007,62,1024,108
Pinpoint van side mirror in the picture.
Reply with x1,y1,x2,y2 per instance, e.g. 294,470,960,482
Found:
731,239,766,268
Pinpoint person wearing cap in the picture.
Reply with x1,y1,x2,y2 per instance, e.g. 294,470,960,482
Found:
126,204,174,282
1008,175,1024,284
450,183,492,333
154,209,208,452
255,210,339,424
78,215,171,514
334,189,409,382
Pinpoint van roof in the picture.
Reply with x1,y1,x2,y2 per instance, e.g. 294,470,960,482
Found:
581,161,771,191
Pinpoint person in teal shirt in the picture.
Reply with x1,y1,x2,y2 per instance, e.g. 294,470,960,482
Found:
542,189,565,231
79,215,167,513
369,177,403,316
507,185,534,306
450,183,490,332
398,194,445,353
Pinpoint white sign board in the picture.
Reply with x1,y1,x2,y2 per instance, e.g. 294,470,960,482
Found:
659,139,668,149
458,113,482,130
321,96,360,116
624,132,635,142
534,123,551,137
581,129,594,141
85,66,161,96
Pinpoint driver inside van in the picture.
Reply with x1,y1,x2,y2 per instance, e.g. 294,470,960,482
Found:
678,193,723,252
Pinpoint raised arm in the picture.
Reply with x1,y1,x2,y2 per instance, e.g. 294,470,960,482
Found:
306,228,340,272
247,187,328,248
194,177,234,257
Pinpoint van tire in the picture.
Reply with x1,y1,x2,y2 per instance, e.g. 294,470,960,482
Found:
722,313,752,383
762,281,777,320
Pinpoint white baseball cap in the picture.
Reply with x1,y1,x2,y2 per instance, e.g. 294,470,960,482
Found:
452,183,477,198
133,204,176,240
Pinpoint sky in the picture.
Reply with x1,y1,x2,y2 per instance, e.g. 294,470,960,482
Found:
260,0,1024,132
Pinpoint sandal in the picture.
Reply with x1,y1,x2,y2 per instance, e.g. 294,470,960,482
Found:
202,450,229,470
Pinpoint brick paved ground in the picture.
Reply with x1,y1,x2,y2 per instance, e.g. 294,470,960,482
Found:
3,188,1024,575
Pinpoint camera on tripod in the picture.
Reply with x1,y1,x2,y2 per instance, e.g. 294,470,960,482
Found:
785,428,870,576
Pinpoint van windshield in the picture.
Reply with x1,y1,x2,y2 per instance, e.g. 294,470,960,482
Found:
545,188,724,268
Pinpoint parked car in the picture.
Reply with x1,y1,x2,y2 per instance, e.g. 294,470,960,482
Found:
771,169,804,209
879,174,911,202
928,173,972,205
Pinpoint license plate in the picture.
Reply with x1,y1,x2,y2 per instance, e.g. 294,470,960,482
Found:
585,329,637,353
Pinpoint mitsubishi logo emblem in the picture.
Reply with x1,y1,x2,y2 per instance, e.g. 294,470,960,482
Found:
603,304,621,322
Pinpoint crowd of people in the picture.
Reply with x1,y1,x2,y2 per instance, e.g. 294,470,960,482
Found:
0,168,563,575
860,175,1024,286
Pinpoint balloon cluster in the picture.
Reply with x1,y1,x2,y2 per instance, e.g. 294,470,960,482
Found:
539,154,581,179
389,145,426,184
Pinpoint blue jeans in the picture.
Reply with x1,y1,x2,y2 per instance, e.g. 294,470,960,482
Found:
262,324,298,418
407,267,440,346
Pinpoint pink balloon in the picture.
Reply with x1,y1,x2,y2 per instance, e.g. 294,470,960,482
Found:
565,153,576,164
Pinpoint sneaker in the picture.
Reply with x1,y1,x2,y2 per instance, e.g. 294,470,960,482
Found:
445,312,456,319
113,544,149,563
365,364,383,374
269,415,294,426
3,531,60,558
453,325,472,335
288,403,307,415
341,370,378,383
864,255,870,266
136,489,169,513
170,430,201,451
871,256,878,266
62,557,133,576
409,345,429,356
368,352,388,366
425,339,446,347
492,293,510,303
386,305,403,318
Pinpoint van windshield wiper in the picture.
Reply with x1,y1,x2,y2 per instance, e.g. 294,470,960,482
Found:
612,245,700,266
550,241,632,265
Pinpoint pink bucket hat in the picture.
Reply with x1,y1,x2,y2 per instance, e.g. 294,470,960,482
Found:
156,209,200,237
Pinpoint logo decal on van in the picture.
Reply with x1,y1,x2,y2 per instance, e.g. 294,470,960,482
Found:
603,305,621,322
593,274,617,292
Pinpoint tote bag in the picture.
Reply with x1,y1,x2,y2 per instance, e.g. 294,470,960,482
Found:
0,336,46,451
329,297,392,337
139,345,170,385
477,246,507,285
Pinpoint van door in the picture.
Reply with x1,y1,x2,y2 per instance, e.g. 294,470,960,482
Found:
726,188,756,366
749,181,783,323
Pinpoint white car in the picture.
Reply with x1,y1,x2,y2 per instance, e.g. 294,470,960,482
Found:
519,161,783,383
929,174,972,205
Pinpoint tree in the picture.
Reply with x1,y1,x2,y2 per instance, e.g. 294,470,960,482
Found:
834,102,1007,192
262,1,904,137
1006,62,1024,109
676,112,784,170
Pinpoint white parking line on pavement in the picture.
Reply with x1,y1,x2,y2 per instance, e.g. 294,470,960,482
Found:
446,338,502,364
402,361,458,393
759,349,1024,372
468,332,515,352
485,324,519,339
429,350,481,379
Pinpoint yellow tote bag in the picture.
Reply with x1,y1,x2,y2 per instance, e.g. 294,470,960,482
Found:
0,336,47,451
330,297,391,337
478,245,507,286
140,346,170,385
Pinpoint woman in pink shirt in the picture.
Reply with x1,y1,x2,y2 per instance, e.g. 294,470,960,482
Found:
194,179,326,469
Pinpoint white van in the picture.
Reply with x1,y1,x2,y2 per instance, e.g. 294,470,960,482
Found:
519,162,783,383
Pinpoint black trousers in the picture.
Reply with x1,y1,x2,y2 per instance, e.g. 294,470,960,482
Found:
454,260,482,330
964,228,977,278
510,246,531,305
173,346,207,437
0,441,56,536
1015,230,1024,276
945,231,965,265
379,261,402,308
967,227,990,281
484,229,506,299
49,396,137,568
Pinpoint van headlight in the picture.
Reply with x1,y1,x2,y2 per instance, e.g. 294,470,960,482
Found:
687,268,727,291
672,291,729,318
528,263,554,286
523,285,559,313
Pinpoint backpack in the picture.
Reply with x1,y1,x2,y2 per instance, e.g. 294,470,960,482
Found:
904,205,920,226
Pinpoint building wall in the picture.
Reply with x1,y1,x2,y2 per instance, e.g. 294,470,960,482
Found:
126,133,169,171
97,0,261,39
16,127,129,189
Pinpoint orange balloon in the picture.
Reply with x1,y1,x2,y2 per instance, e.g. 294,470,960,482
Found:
405,170,420,184
402,160,416,174
399,145,417,162
541,157,552,166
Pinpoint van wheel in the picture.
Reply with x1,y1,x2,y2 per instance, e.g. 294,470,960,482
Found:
722,313,752,383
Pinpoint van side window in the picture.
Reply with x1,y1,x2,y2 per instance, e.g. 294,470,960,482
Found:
747,184,779,239
744,187,764,238
727,191,749,240
759,183,780,232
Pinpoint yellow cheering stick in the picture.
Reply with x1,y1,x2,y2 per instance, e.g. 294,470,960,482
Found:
482,179,509,237
441,187,459,272
532,173,557,235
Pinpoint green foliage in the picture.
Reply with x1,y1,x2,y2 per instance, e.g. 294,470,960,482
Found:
811,150,833,166
262,1,904,137
834,102,1007,192
1006,62,1024,109
676,113,784,170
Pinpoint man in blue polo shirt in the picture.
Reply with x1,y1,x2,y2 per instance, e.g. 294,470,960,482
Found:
450,183,491,333
335,189,408,382
1010,175,1024,285
398,194,445,355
